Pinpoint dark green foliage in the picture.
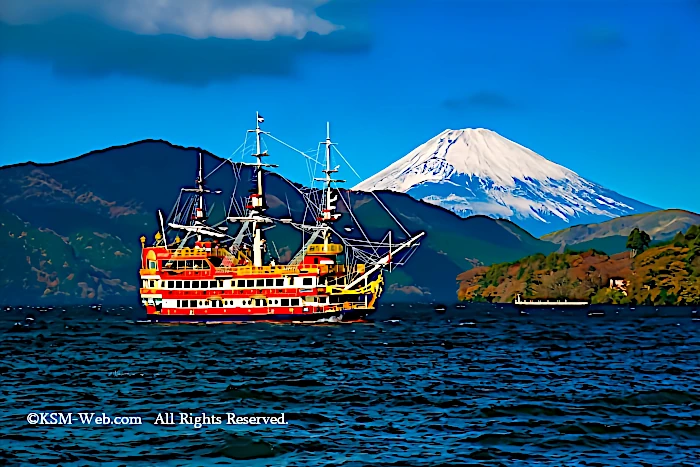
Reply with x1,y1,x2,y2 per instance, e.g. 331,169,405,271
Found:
657,249,677,258
626,227,651,257
686,238,700,266
482,262,510,287
685,224,699,241
565,247,609,256
672,231,686,247
656,288,678,306
640,228,652,249
530,253,546,262
544,252,559,270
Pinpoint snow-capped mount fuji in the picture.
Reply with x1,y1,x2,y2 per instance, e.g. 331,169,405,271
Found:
353,128,658,236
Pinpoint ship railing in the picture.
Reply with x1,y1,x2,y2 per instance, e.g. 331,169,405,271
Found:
169,247,211,257
212,248,235,257
214,264,348,275
215,265,300,274
307,244,344,255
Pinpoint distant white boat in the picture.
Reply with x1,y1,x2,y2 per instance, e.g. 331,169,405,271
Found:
514,294,588,307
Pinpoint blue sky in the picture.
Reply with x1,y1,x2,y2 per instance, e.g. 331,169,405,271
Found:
1,0,698,212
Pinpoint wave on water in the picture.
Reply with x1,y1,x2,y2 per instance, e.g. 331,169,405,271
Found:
1,303,699,466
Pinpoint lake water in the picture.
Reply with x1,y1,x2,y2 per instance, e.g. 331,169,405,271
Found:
1,304,699,466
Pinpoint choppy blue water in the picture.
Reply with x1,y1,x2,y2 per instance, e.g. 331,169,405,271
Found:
1,304,699,466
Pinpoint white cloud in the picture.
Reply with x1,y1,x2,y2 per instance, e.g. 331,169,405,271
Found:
0,0,340,40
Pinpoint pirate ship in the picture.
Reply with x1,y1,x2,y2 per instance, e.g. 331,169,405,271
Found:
139,113,424,322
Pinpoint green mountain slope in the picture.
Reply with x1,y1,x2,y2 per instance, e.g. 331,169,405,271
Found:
0,207,136,304
542,209,700,254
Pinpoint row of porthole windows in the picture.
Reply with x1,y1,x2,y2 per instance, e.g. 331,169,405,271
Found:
234,278,313,288
164,280,222,289
234,298,303,306
146,280,222,289
238,298,301,306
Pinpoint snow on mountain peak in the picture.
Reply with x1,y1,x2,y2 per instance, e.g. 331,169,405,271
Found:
354,128,576,192
352,128,656,236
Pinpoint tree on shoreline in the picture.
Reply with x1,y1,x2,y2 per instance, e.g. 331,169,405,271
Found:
626,227,651,258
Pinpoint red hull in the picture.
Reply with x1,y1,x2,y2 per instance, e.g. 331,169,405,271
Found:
144,305,371,323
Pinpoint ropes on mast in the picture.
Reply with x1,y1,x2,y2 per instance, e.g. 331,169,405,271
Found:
265,133,323,166
333,145,411,237
203,138,247,181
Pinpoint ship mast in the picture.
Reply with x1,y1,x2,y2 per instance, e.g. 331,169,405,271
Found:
315,122,344,247
251,112,269,267
163,151,225,244
225,112,276,266
195,151,205,242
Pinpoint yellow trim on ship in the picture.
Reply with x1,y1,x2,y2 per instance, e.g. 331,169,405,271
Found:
325,273,383,295
307,243,343,255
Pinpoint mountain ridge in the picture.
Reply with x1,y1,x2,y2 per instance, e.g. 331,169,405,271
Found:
354,128,658,236
539,209,700,255
1,138,212,170
0,140,558,305
543,209,700,245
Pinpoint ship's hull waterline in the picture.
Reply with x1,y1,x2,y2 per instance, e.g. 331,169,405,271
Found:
144,306,371,323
